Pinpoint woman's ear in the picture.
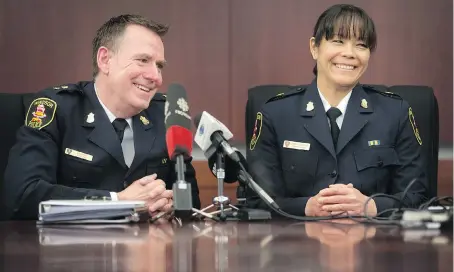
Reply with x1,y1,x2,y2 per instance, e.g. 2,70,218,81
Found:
309,37,318,60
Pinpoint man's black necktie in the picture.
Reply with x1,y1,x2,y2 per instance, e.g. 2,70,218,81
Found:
112,118,128,142
326,107,342,148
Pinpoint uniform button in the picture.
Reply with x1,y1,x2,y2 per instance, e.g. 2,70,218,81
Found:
377,156,384,167
330,170,337,178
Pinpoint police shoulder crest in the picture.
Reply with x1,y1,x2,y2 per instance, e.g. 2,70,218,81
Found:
25,97,57,130
408,107,422,145
249,112,263,150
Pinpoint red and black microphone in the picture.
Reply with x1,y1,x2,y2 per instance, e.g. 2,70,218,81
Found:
165,83,194,220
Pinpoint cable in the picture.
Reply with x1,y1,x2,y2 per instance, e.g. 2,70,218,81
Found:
239,163,365,222
419,196,453,210
397,178,419,212
238,161,452,224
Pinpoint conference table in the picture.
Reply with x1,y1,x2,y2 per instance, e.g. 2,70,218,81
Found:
0,219,452,272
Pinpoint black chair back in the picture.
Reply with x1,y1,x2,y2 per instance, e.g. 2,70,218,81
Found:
0,93,35,220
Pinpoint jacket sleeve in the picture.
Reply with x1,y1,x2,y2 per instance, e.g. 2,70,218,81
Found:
3,94,110,220
247,110,310,216
374,101,429,212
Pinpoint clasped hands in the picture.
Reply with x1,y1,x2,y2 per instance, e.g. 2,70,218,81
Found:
117,173,173,216
305,183,377,217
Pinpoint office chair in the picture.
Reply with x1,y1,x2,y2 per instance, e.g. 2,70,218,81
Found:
0,92,35,220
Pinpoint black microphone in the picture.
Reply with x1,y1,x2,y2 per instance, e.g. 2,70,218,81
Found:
164,83,193,220
207,148,247,184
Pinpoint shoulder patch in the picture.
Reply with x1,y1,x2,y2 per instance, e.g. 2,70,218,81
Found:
362,85,402,100
266,86,306,103
408,107,422,145
249,112,263,150
25,98,57,130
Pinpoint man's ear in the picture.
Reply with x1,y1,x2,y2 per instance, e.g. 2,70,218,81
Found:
97,46,111,75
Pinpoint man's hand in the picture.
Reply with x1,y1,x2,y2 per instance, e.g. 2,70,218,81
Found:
117,174,166,201
317,183,377,216
117,174,175,215
148,190,173,214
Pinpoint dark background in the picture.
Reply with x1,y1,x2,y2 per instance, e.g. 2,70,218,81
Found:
1,0,452,145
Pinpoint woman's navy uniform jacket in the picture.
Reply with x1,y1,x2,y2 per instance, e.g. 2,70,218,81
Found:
247,80,427,216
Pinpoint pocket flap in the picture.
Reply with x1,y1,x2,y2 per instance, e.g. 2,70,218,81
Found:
354,147,400,171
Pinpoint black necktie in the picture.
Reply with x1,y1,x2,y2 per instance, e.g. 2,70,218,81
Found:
326,107,342,148
112,118,128,142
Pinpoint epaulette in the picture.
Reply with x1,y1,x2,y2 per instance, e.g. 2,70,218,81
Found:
265,86,306,103
152,92,167,102
362,85,402,100
51,83,81,93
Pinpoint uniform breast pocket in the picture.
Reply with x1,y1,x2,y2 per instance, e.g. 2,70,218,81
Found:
281,149,319,194
66,156,104,188
354,147,400,171
353,147,400,193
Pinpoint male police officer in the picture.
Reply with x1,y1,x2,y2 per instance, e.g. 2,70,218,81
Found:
3,14,200,220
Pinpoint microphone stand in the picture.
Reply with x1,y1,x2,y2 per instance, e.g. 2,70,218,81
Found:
215,150,228,221
193,149,238,222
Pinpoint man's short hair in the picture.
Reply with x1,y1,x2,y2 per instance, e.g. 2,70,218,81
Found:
92,14,169,78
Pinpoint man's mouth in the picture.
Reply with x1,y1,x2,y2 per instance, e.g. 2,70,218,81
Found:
133,83,151,92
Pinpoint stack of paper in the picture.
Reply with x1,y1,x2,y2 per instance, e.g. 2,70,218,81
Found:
38,200,148,224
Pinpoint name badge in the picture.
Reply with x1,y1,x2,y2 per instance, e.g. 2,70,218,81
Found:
283,140,310,151
65,148,93,162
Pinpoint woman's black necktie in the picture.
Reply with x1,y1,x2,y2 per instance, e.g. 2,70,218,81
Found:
326,107,342,148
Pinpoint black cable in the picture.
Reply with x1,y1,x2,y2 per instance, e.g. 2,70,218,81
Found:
237,161,449,224
397,178,419,212
239,163,366,222
419,196,453,210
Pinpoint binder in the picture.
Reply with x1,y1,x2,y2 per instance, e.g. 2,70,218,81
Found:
37,200,148,224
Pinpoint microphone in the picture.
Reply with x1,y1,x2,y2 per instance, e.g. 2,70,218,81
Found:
207,147,247,184
194,111,240,163
193,111,279,215
164,83,193,220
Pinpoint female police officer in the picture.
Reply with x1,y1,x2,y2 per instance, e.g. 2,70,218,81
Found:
247,4,427,217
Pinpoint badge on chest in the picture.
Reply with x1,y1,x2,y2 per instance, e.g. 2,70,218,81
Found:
65,148,93,162
283,140,311,151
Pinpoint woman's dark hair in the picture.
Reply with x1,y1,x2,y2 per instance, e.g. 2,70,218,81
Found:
312,4,377,75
